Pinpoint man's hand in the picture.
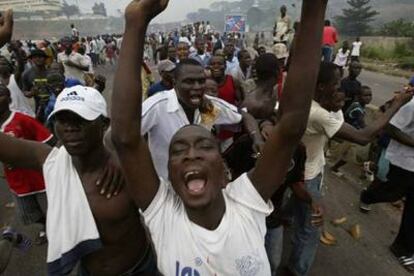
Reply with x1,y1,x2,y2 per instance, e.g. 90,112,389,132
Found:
311,202,324,227
393,90,413,107
97,160,125,199
0,10,13,48
260,121,274,141
124,0,169,25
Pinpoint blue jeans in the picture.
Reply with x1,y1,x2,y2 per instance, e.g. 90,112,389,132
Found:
265,226,284,276
288,174,323,276
322,45,333,62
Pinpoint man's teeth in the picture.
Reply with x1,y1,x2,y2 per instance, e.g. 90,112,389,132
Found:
185,171,199,180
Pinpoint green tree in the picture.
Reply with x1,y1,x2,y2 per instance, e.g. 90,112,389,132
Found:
335,0,379,36
92,2,107,17
62,0,80,19
379,19,414,37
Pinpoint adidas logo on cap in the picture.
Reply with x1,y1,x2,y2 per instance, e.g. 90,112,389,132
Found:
61,90,85,102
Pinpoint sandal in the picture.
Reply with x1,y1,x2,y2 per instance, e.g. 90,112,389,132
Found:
391,245,414,273
397,256,414,273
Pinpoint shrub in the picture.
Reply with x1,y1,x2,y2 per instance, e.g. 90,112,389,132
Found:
361,46,392,60
397,56,414,70
394,42,413,58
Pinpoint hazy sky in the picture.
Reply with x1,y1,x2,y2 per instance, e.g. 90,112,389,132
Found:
76,0,236,23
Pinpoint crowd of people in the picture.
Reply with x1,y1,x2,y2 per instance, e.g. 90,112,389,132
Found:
0,0,413,275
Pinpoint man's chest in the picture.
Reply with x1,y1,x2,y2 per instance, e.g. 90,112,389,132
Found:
161,234,268,276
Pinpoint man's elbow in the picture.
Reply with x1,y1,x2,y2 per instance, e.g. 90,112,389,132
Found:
110,128,140,150
354,134,372,146
281,122,307,141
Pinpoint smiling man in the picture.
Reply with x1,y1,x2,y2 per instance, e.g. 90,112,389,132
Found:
112,0,329,275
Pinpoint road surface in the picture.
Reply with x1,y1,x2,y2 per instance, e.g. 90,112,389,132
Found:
0,66,410,276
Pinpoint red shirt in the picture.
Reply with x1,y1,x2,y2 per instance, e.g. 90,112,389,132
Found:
218,75,237,105
322,26,338,46
217,75,238,140
1,112,52,196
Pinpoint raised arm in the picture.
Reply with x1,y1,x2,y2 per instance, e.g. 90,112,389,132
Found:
335,94,412,145
0,133,51,170
0,10,13,49
249,0,328,201
9,43,25,86
111,0,169,210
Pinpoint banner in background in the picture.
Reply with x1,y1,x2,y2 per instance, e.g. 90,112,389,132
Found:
224,15,246,33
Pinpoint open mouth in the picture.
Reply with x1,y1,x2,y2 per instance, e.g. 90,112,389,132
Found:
184,170,207,195
189,94,202,105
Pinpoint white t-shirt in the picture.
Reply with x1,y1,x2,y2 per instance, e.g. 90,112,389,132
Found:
82,55,94,73
142,89,242,179
334,48,350,67
275,15,291,42
179,36,192,46
351,41,362,57
8,74,35,117
386,98,414,172
302,101,344,180
71,28,79,37
57,52,88,83
142,173,273,275
225,56,240,75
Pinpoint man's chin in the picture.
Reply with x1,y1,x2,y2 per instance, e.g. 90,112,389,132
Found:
64,146,87,156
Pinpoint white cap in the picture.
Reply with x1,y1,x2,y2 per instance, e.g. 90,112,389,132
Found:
48,85,108,121
272,43,289,59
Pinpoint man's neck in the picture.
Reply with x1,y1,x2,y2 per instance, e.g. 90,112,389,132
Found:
0,110,11,125
160,79,171,89
213,75,226,86
185,192,226,230
72,145,109,175
178,98,196,123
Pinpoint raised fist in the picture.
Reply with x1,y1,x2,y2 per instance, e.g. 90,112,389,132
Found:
124,0,169,24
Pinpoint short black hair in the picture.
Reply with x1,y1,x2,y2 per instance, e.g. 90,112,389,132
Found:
317,62,338,85
359,85,372,96
0,83,10,96
174,58,203,79
237,49,250,60
325,20,331,26
255,53,280,81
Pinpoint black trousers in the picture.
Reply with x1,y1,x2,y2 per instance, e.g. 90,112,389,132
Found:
361,164,414,256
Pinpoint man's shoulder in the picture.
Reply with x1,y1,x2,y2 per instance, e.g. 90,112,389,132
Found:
3,112,35,134
206,94,239,112
143,89,174,113
310,101,332,121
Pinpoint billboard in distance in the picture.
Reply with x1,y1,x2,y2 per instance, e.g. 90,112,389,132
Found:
224,15,246,33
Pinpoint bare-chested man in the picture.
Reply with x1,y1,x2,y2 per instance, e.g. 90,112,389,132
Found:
0,13,157,274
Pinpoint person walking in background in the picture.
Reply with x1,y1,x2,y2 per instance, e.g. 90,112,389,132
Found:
70,24,79,39
351,37,363,62
321,20,338,62
333,41,351,77
273,5,292,44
